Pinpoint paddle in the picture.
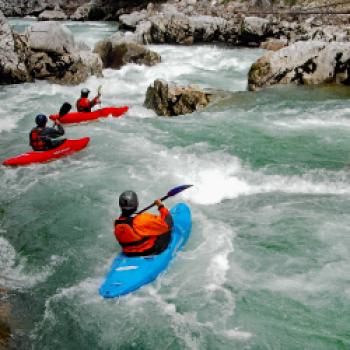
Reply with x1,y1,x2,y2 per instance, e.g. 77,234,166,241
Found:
136,184,193,215
56,102,72,122
97,85,102,108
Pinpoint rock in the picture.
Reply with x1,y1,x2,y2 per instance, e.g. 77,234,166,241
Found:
0,320,11,349
248,41,350,91
260,38,287,51
249,0,272,7
311,26,350,42
22,21,102,85
26,21,75,55
38,9,68,21
148,13,234,45
94,40,160,69
144,79,212,116
240,16,270,45
70,3,92,21
0,10,31,84
119,10,148,30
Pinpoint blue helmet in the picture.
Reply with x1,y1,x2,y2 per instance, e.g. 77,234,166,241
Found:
35,114,47,127
81,88,90,97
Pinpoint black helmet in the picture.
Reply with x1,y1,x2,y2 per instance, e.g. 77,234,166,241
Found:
81,88,90,97
35,114,47,127
119,191,138,211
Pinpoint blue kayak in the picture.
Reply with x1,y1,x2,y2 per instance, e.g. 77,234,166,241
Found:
99,203,192,298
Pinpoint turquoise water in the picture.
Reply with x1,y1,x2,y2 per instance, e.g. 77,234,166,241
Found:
1,20,350,349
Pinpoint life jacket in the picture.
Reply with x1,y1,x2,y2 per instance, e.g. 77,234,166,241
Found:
114,213,171,254
29,127,47,151
76,97,91,112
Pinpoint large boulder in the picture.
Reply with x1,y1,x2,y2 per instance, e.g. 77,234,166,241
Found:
26,21,75,55
248,41,350,91
38,9,68,21
0,18,102,85
144,79,212,117
240,16,270,46
0,11,31,84
94,39,160,69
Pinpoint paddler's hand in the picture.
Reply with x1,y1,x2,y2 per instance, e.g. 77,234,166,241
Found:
154,199,163,208
54,119,61,126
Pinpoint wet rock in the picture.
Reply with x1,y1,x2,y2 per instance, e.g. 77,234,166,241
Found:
144,79,212,116
248,41,350,90
260,38,287,51
25,21,102,84
38,9,68,21
0,10,31,84
0,319,11,348
70,3,92,21
0,292,11,350
94,40,160,69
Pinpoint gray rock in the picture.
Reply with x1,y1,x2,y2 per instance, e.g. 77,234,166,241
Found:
94,40,160,69
144,79,212,117
0,16,102,85
26,21,75,54
248,41,350,90
119,10,148,30
0,10,31,84
70,3,92,21
240,16,269,45
38,9,68,21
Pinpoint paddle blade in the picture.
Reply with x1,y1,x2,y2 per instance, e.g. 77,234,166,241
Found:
59,102,72,117
167,184,193,197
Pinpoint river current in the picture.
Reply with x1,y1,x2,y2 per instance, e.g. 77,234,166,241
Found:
0,19,349,350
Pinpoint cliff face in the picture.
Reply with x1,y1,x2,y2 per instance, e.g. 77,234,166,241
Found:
0,0,153,18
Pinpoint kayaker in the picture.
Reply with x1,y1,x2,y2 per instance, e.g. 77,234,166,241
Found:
76,88,101,112
114,191,173,257
29,114,65,151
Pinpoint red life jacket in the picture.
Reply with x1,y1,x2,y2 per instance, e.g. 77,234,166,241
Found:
29,128,46,151
114,213,171,254
76,98,91,112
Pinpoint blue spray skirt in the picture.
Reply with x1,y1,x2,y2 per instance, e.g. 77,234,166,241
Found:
99,203,192,298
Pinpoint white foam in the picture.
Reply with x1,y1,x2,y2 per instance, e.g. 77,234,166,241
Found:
150,145,350,205
223,328,253,340
0,115,17,133
273,117,350,129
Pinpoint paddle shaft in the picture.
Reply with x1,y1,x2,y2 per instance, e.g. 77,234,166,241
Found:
135,185,192,215
136,194,169,215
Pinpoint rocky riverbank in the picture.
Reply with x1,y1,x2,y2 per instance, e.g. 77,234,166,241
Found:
0,11,102,85
3,0,350,91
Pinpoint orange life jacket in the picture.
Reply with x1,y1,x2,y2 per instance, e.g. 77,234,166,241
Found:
29,128,46,151
114,212,171,254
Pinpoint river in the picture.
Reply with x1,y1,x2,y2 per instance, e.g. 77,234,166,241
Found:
0,19,349,350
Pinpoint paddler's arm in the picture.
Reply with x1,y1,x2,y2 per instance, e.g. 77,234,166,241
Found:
154,199,169,219
91,95,101,107
42,120,64,139
155,199,173,228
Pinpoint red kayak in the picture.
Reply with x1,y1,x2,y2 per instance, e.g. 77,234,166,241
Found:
2,137,90,166
49,106,128,124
